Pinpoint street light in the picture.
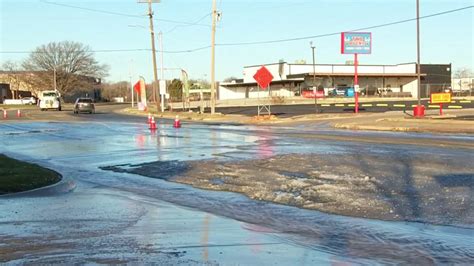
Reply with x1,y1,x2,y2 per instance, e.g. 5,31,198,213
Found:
416,0,421,107
413,0,425,118
310,41,318,114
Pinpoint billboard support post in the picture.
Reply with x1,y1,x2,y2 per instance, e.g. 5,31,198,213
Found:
341,32,371,114
354,53,359,114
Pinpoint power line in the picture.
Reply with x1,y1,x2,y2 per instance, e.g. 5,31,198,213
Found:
41,0,143,18
40,0,210,26
165,13,212,34
0,47,212,54
1,5,472,55
216,5,474,46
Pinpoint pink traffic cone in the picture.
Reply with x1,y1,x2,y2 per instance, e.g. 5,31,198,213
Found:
173,115,181,128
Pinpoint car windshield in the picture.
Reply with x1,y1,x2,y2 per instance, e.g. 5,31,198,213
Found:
43,92,58,97
78,98,92,103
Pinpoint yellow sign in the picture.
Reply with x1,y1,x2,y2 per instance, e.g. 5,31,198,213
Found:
430,93,451,104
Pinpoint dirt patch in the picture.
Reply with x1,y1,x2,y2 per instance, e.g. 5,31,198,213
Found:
103,153,473,226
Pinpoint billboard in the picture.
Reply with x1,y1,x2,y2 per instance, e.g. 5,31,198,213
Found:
430,92,452,104
341,32,372,54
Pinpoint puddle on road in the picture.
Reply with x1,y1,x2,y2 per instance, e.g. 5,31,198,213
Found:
1,121,473,264
78,165,474,265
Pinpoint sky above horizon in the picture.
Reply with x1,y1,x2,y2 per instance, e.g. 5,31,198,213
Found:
1,0,473,83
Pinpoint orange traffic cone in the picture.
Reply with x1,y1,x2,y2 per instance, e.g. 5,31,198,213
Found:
149,117,157,130
147,113,152,124
2,110,7,119
17,109,21,118
173,115,181,128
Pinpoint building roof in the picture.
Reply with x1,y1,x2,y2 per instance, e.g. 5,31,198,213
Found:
221,79,304,87
287,72,425,79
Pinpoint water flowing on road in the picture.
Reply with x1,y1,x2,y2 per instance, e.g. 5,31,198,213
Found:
1,121,472,264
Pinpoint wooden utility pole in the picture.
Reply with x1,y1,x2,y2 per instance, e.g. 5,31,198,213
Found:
210,0,217,114
147,0,160,112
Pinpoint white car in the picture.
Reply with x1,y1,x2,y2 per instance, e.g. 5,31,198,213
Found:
21,97,37,105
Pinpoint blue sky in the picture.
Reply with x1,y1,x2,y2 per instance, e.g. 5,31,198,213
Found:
1,0,473,83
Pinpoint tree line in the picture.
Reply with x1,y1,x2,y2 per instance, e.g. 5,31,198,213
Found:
1,41,108,99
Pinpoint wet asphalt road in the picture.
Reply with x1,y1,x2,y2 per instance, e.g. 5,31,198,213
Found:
0,104,473,264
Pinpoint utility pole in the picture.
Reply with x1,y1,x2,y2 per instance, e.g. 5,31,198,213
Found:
310,41,318,114
416,0,421,107
53,67,57,91
159,31,165,112
147,0,160,112
210,0,217,114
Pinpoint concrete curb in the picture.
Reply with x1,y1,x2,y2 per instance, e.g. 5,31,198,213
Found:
334,122,474,134
0,175,76,198
118,105,474,131
334,124,417,133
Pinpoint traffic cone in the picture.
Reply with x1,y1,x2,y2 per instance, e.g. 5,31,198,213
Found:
17,109,21,118
173,115,181,128
2,110,7,119
147,113,152,125
149,117,157,130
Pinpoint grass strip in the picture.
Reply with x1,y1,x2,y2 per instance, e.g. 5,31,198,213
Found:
0,154,61,195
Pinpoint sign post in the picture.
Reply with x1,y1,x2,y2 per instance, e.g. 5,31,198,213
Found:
341,32,372,114
430,92,451,116
354,53,359,113
253,66,274,116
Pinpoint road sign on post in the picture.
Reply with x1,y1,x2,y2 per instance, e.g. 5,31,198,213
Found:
253,66,274,90
430,92,451,116
253,66,274,116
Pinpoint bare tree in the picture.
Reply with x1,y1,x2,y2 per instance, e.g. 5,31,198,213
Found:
22,41,109,95
454,67,472,79
101,81,129,101
453,67,473,96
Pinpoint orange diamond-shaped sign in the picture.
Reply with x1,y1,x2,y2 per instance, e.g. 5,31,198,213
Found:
253,66,273,90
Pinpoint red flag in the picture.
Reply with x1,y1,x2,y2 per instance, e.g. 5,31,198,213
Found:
133,80,141,95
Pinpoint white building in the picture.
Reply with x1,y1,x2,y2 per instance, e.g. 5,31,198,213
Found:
452,77,473,94
219,62,452,100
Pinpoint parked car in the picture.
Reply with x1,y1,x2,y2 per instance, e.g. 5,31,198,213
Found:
21,97,37,105
73,98,95,114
